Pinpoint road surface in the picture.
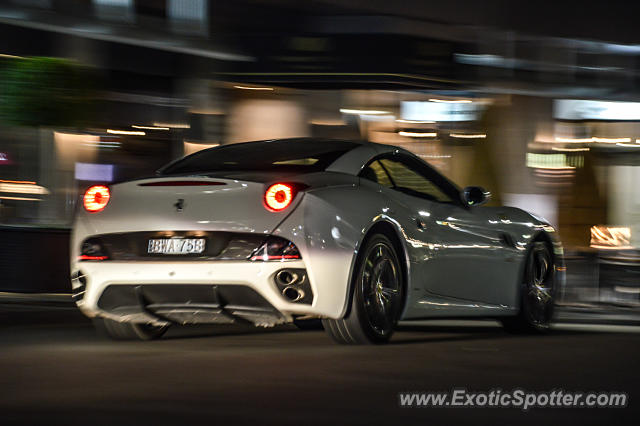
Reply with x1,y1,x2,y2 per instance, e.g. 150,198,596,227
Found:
1,303,638,425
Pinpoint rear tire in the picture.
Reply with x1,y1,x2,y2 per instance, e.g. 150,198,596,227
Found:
501,240,555,333
94,318,170,341
323,234,404,344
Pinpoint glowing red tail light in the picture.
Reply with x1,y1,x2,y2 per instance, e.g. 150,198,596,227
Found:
264,183,294,212
83,185,110,212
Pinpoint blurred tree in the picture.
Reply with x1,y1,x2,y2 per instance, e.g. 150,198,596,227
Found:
0,57,96,128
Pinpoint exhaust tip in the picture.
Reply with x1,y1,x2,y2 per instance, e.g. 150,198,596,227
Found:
282,286,304,302
275,270,298,286
273,268,311,304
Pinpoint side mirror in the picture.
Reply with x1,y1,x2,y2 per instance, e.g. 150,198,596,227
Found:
462,186,491,207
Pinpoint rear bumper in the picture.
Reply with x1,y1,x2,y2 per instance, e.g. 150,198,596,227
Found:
71,260,321,325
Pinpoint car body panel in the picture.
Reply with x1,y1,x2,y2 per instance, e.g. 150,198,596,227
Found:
77,177,296,235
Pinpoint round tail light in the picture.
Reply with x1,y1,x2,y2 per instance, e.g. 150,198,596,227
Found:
264,183,294,212
83,185,110,212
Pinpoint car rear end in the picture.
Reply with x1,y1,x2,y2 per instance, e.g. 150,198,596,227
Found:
70,139,359,328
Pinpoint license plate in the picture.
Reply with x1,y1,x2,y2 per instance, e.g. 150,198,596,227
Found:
147,238,206,255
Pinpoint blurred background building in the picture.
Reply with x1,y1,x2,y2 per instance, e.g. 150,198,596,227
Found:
0,0,639,304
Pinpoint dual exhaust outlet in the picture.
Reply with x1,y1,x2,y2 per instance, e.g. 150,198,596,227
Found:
275,269,306,302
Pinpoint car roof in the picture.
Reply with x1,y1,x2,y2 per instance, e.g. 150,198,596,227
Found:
244,137,405,176
158,137,412,178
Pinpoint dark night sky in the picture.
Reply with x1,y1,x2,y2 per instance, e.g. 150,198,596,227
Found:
254,0,640,44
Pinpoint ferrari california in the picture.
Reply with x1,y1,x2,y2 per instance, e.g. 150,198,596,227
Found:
70,138,564,344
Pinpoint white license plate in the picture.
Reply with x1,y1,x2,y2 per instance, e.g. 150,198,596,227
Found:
147,238,206,255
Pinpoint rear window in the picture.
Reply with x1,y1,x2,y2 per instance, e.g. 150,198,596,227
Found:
160,139,359,175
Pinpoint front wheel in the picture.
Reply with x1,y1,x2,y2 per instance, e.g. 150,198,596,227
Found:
94,318,170,341
323,234,404,344
501,240,555,333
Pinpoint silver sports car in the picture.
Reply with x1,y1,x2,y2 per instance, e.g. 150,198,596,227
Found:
71,138,564,344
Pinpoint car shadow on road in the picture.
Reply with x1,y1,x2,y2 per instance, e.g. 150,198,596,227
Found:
160,323,299,340
154,321,630,344
390,323,611,345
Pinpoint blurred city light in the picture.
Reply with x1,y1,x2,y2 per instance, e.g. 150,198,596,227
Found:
590,226,632,250
106,129,146,135
398,131,437,138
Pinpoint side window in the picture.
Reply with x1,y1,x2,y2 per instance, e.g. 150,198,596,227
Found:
360,160,393,188
379,157,454,203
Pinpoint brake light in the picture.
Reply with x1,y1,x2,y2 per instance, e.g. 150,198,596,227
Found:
83,185,110,212
264,183,294,212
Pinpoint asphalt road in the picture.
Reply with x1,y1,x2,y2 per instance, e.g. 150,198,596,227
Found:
1,303,639,426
